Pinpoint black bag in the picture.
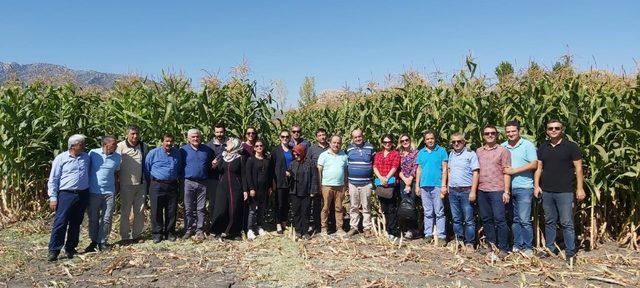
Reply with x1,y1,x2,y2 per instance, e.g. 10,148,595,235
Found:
397,197,418,225
375,186,394,199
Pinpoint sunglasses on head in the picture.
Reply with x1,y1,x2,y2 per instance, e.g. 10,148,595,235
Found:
483,131,497,136
547,126,562,131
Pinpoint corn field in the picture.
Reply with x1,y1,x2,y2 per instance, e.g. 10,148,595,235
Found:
1,60,639,249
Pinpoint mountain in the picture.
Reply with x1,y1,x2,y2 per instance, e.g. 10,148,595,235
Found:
0,61,122,88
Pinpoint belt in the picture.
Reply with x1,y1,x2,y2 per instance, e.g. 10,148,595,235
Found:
60,189,88,194
449,186,472,192
151,177,178,184
185,178,207,182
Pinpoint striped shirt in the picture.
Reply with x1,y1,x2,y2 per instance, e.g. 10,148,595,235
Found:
346,142,375,185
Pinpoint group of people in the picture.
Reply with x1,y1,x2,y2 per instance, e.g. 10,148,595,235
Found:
46,120,584,267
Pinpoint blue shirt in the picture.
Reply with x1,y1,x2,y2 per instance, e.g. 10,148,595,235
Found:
89,148,122,194
448,148,480,187
145,147,182,181
416,145,448,187
180,144,215,180
284,150,294,169
317,150,348,186
346,142,375,185
502,138,538,188
47,151,90,201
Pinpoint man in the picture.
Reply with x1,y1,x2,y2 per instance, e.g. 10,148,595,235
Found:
446,132,479,250
346,129,375,237
145,133,182,243
289,124,311,150
180,129,215,240
242,126,258,157
317,135,349,236
116,125,148,243
415,130,448,246
205,122,227,231
502,120,538,257
86,136,121,253
476,125,512,259
535,119,584,266
306,128,329,234
47,134,90,261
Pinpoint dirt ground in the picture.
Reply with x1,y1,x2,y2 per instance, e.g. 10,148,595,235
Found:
1,216,639,288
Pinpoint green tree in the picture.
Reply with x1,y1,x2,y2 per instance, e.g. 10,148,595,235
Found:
298,76,317,107
495,61,514,82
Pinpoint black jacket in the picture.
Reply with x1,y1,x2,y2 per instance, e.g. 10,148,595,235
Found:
271,145,292,189
288,159,318,197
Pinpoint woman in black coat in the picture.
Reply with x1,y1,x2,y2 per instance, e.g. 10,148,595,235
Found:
245,139,272,240
288,144,318,240
271,129,294,234
211,138,247,240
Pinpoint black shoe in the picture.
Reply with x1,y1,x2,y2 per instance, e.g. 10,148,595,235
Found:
536,249,558,259
424,236,434,244
84,243,98,253
65,248,78,259
152,236,162,243
47,251,59,262
98,243,108,251
166,234,177,242
183,231,194,240
566,255,576,267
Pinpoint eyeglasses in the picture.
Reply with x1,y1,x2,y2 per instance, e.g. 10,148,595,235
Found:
280,135,290,139
451,140,464,144
483,132,497,136
254,144,263,147
246,131,256,135
382,141,392,144
547,126,562,131
291,130,301,133
400,138,410,143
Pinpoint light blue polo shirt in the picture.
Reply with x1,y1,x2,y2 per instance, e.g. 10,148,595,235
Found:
448,148,480,187
416,145,448,187
89,148,122,194
317,150,348,186
501,138,537,188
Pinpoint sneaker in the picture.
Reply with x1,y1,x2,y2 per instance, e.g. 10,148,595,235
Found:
497,250,509,260
566,255,576,267
257,227,267,236
183,231,194,240
436,238,447,247
276,224,284,234
247,230,257,241
194,231,205,241
347,229,359,237
424,236,434,244
301,234,312,240
84,242,98,253
166,234,177,242
465,244,475,252
47,251,59,262
488,252,501,262
98,243,108,252
319,229,329,236
335,230,347,237
403,231,413,239
535,249,556,259
152,235,162,243
64,248,78,259
521,249,534,258
512,247,521,253
387,234,398,242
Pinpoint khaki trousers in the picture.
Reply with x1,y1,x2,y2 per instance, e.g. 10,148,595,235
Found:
321,186,345,231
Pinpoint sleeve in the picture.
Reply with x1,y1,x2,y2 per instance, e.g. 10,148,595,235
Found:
144,150,153,183
501,148,512,170
536,144,543,161
47,155,63,201
571,142,582,161
441,149,449,162
241,158,248,192
310,163,319,195
246,158,256,191
470,152,480,171
392,152,401,170
317,152,325,167
527,142,538,162
116,155,122,171
414,150,422,165
178,148,186,178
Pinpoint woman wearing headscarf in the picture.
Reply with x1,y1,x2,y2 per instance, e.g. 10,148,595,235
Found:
210,138,247,240
271,129,293,234
288,144,318,240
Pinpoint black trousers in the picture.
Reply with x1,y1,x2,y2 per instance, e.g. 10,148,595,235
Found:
276,188,290,224
207,178,220,232
291,195,311,236
379,195,398,236
149,181,178,237
310,193,322,232
247,192,267,232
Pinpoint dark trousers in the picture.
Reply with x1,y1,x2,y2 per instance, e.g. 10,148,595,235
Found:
276,188,290,224
206,178,219,232
49,190,89,253
477,191,509,252
247,192,267,232
149,181,178,237
542,191,576,257
291,195,311,235
379,192,398,236
310,191,323,232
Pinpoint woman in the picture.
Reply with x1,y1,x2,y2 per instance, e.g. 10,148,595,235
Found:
245,139,272,240
397,133,419,239
288,144,318,240
373,134,401,240
211,138,247,240
271,129,294,234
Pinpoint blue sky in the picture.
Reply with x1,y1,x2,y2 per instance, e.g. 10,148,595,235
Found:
1,1,638,107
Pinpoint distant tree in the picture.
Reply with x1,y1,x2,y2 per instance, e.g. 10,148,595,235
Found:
298,76,317,108
495,61,515,82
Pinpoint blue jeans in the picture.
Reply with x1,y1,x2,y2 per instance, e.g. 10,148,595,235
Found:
49,190,89,253
477,191,508,252
509,188,533,251
88,193,115,244
448,189,475,245
542,191,576,257
421,186,445,238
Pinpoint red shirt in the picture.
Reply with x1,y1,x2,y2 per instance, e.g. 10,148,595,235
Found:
373,150,401,178
476,144,511,192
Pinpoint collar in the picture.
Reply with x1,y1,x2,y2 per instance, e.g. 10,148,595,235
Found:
125,140,140,149
422,145,441,153
547,138,565,147
212,137,227,146
452,148,466,156
316,142,328,149
503,138,524,149
481,144,499,151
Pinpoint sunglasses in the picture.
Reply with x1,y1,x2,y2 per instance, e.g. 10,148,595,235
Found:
382,141,392,144
400,138,410,143
254,144,263,147
483,131,497,136
291,130,301,133
451,140,464,144
246,131,256,135
280,135,290,139
547,126,562,131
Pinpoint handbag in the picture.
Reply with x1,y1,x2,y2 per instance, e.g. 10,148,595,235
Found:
375,186,394,199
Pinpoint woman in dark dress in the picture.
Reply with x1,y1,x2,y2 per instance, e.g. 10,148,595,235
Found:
245,139,272,240
211,138,247,240
271,129,293,234
288,144,318,240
